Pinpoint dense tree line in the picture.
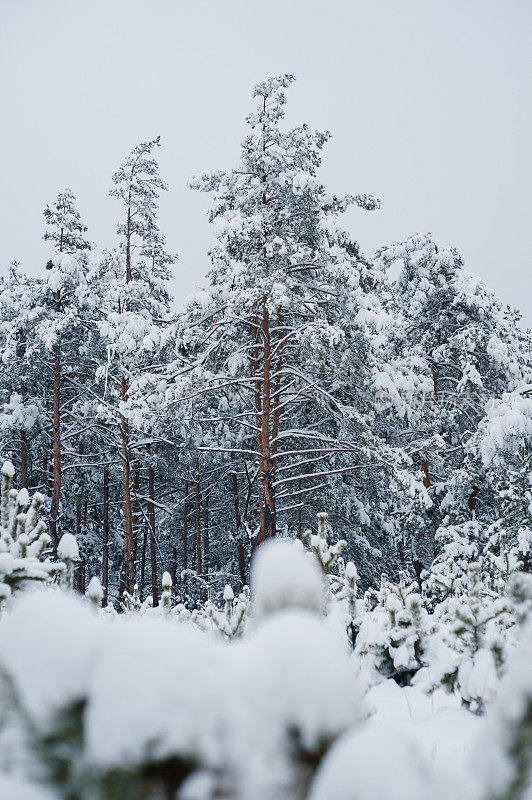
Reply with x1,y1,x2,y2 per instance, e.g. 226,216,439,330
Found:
1,75,530,606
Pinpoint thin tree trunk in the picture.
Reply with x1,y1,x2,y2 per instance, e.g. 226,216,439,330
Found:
148,457,158,606
42,450,48,494
257,298,276,542
120,380,135,594
20,431,28,489
172,544,177,593
202,490,210,582
49,228,64,554
183,480,189,571
49,329,61,554
120,203,135,593
420,458,430,489
195,459,203,577
232,473,246,586
132,462,140,569
140,523,148,601
102,467,109,606
297,478,302,538
75,501,82,592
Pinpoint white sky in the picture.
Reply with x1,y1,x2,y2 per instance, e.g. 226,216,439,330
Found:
2,0,531,319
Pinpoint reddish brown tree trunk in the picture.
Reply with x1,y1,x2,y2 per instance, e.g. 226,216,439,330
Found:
232,473,246,586
468,484,479,518
183,480,189,571
49,327,61,554
121,402,135,594
132,462,140,567
49,229,64,554
421,458,430,489
202,490,210,581
148,459,158,606
140,522,147,601
120,203,135,593
102,467,109,606
195,459,202,577
256,298,276,544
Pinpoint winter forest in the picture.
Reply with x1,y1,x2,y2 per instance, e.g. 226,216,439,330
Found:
1,54,532,800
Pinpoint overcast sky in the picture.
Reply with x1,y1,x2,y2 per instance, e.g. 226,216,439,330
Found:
2,0,531,320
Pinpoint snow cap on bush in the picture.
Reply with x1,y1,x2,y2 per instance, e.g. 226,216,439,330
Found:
309,722,439,800
251,538,324,619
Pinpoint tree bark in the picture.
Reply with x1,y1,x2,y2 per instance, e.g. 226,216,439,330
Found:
132,462,140,568
140,522,147,601
20,431,28,489
195,459,203,577
256,298,276,544
183,480,188,572
232,473,246,586
148,458,158,606
171,544,177,592
49,327,61,554
202,490,210,581
49,230,64,554
102,467,109,606
120,201,135,593
120,400,135,594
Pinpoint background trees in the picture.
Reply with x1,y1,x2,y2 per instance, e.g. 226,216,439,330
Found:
0,75,530,604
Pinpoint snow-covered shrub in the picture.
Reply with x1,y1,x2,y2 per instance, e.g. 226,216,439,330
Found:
85,575,103,608
0,572,364,800
356,572,433,686
474,619,532,800
56,532,79,590
251,537,324,619
204,583,249,639
302,511,347,576
120,582,153,614
424,562,511,713
0,461,64,610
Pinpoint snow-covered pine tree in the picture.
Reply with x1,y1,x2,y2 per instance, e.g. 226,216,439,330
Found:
42,190,93,550
429,562,511,712
0,460,64,608
92,138,175,596
0,264,45,489
154,75,409,572
474,386,532,571
0,195,94,556
377,233,527,579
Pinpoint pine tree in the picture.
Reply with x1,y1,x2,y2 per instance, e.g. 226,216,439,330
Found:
377,232,527,578
42,190,92,551
0,460,64,609
92,137,175,595
154,75,400,561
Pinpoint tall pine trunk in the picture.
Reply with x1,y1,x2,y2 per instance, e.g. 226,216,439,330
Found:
148,457,158,606
120,206,135,593
49,294,62,554
120,399,135,594
256,298,276,544
202,491,209,582
195,459,203,577
232,473,246,586
183,480,189,571
102,467,109,606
